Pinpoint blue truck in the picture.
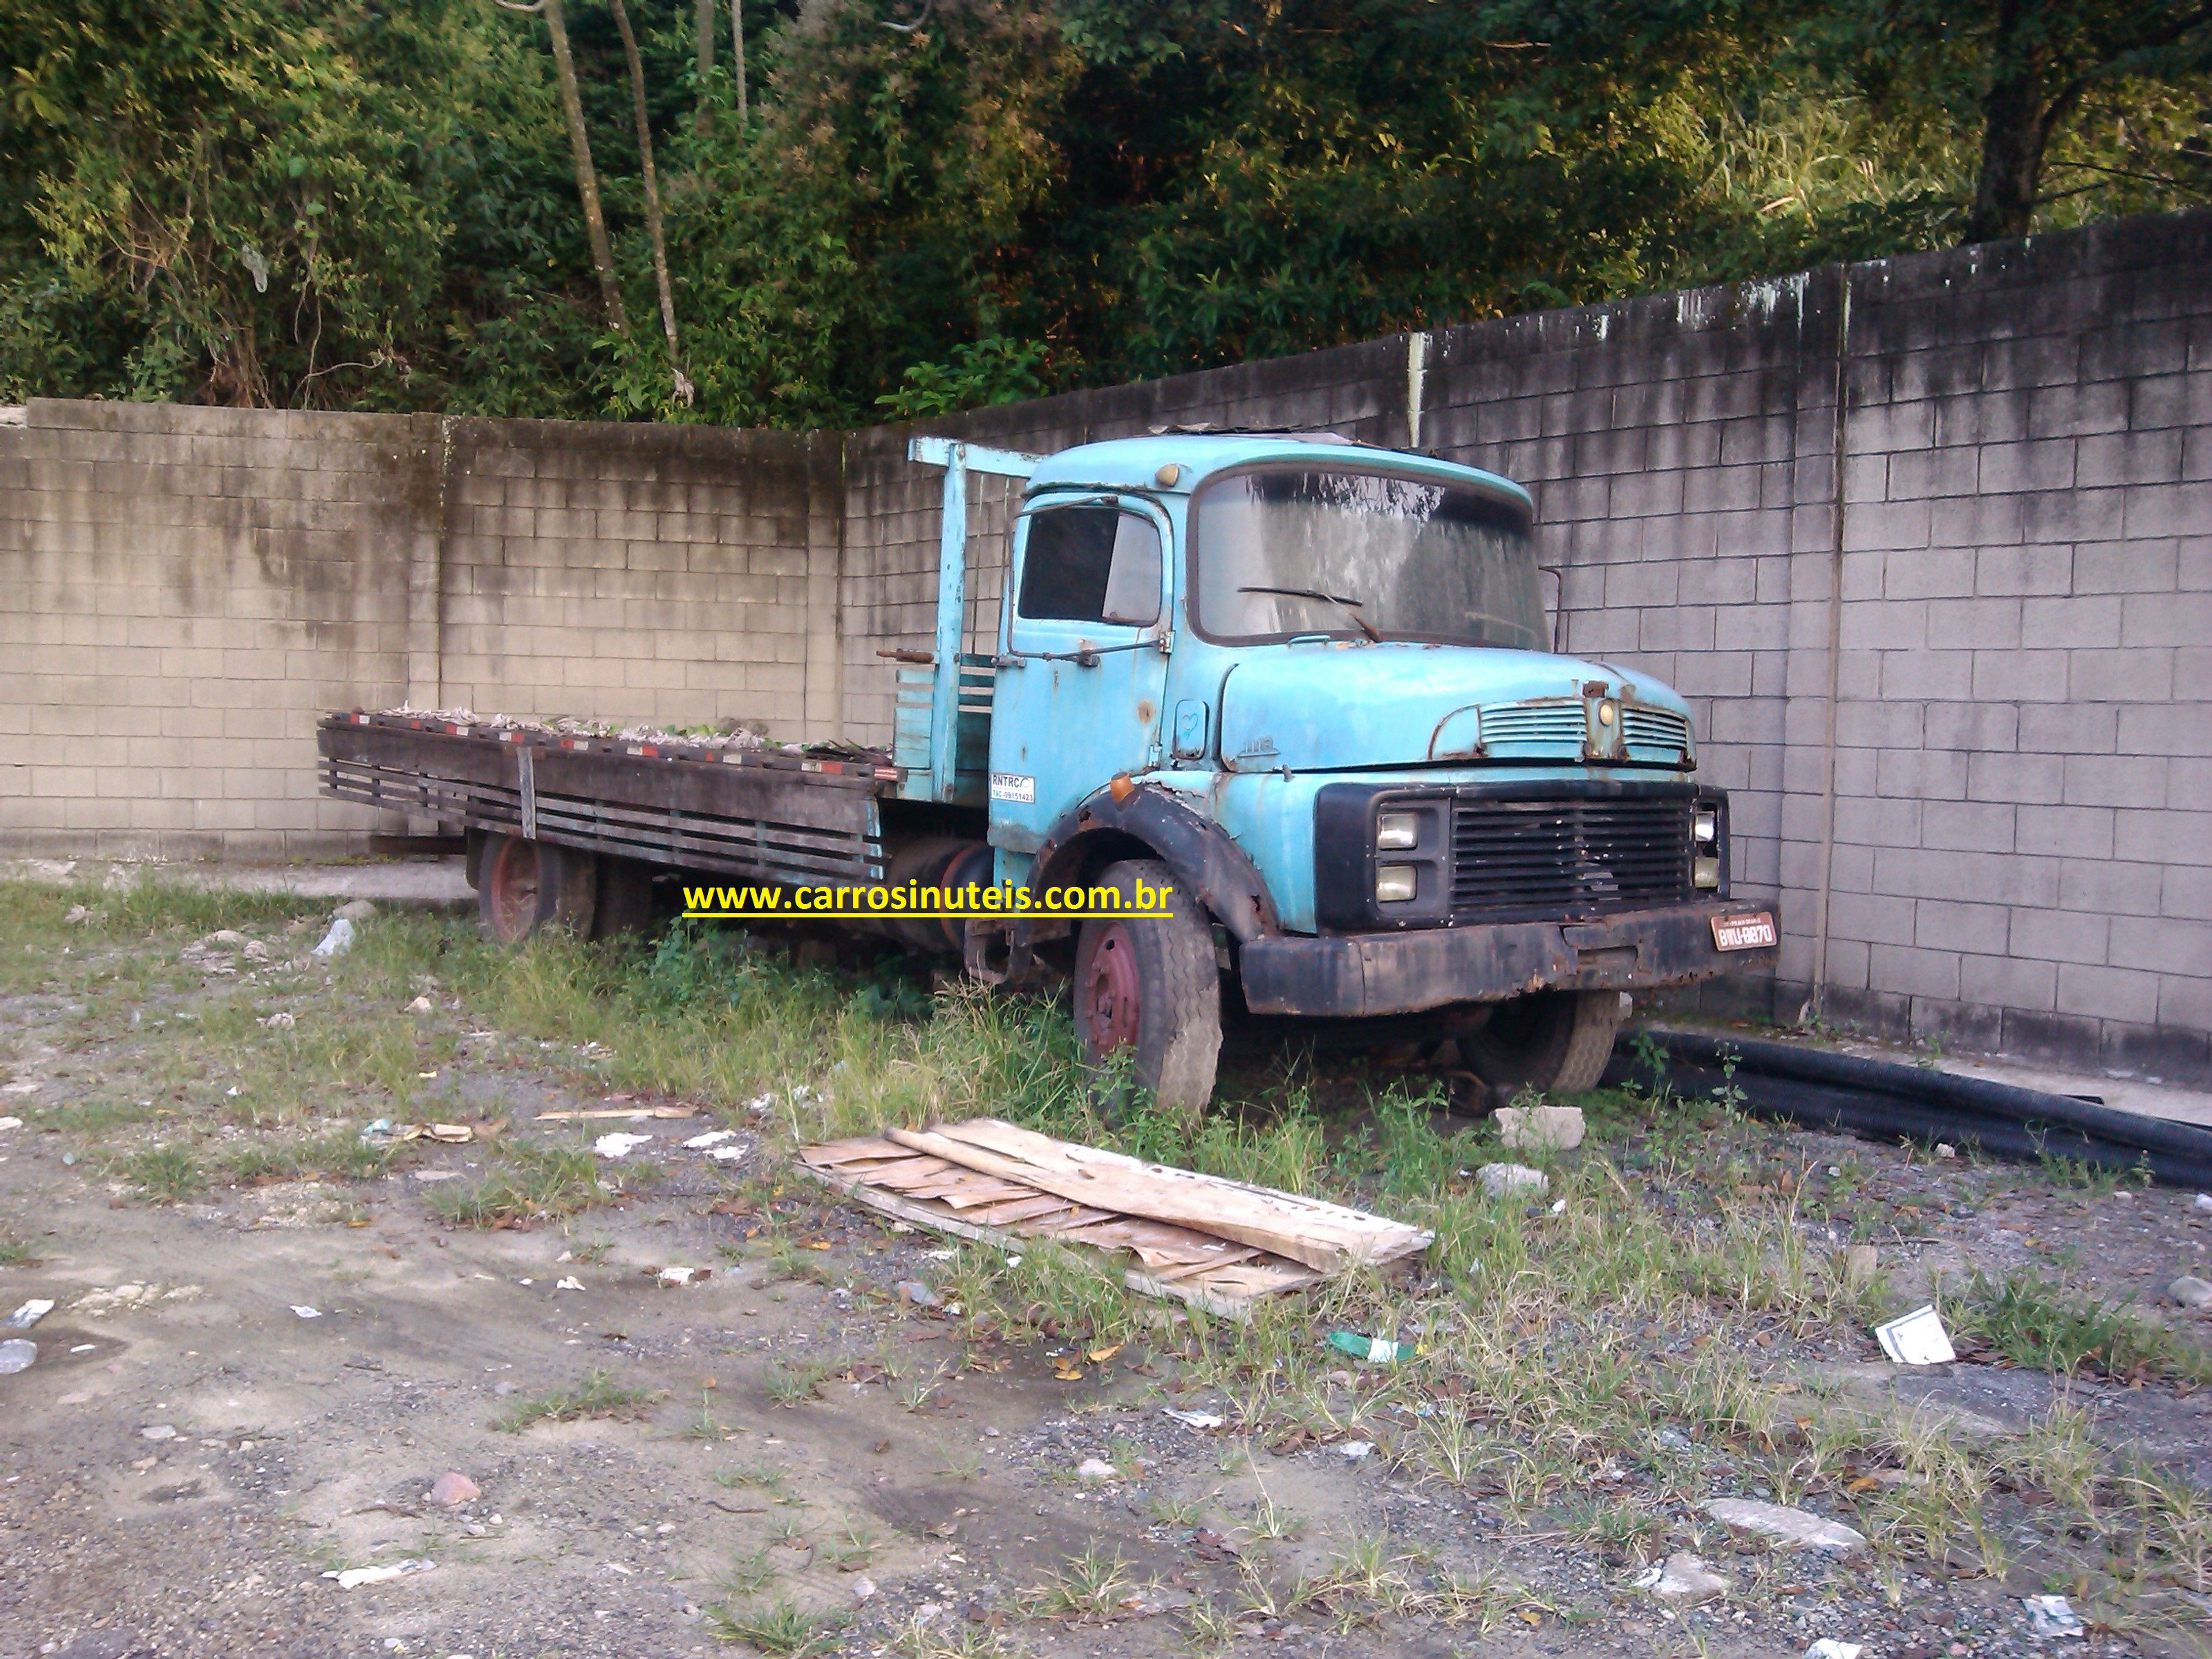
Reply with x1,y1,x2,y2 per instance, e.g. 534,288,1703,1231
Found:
320,431,1776,1109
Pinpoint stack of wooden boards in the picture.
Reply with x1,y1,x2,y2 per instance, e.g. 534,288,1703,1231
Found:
797,1118,1432,1318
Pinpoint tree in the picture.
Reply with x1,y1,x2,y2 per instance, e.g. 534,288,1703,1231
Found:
500,0,628,330
607,0,691,402
1806,0,2212,241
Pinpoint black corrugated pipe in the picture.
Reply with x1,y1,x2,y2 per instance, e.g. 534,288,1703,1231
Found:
1606,1028,2212,1191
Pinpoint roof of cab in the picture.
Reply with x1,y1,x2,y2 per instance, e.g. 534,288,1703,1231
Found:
1021,432,1533,509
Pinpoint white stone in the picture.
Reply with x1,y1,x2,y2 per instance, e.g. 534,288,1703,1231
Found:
1634,1553,1729,1603
1478,1162,1549,1199
2171,1275,2212,1311
1705,1498,1867,1556
1076,1457,1117,1483
1495,1105,1584,1152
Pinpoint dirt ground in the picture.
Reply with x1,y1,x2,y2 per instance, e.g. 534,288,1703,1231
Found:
1,879,2209,1659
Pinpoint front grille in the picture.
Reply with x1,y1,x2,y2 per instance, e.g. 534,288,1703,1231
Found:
1451,793,1694,921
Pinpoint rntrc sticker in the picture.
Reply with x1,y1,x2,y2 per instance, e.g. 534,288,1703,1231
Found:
988,771,1036,804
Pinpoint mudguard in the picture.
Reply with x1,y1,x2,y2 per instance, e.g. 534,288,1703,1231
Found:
1030,783,1280,941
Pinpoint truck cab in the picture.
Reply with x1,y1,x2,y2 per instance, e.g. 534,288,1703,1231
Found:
938,431,1774,1108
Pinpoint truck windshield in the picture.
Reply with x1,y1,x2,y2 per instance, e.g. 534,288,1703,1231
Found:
1191,467,1544,649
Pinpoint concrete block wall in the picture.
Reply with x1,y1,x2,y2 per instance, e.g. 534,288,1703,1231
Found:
3,207,2206,1080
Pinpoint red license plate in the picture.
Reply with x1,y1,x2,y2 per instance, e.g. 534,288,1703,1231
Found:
1711,911,1777,951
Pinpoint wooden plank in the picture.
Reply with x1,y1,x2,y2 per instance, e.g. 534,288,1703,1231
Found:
886,1121,1430,1274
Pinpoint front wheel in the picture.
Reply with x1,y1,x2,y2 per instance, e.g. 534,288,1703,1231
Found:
1071,859,1221,1116
1461,988,1623,1098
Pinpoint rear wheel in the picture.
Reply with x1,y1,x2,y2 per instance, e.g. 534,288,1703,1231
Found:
1071,859,1221,1116
477,833,597,943
1462,989,1623,1097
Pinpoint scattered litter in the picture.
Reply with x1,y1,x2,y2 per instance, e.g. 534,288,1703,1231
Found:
656,1266,709,1287
2196,1193,2212,1213
1494,1103,1584,1152
140,1424,177,1440
2023,1595,2083,1638
429,1471,480,1507
1705,1498,1867,1555
424,1123,473,1145
851,1575,877,1605
684,1130,737,1150
1076,1457,1118,1483
1163,1408,1226,1431
361,1118,397,1143
1478,1161,1549,1199
64,903,88,923
536,1105,696,1123
1875,1304,1956,1366
411,1170,458,1183
0,1115,21,1130
291,1305,323,1320
704,1145,747,1163
259,1011,294,1029
897,1280,941,1309
922,1248,958,1262
593,1133,653,1160
1548,1197,1566,1215
556,1276,584,1291
1804,1642,1864,1659
1633,1553,1730,1604
1934,1143,1956,1159
0,1339,35,1374
800,1118,1431,1320
1327,1329,1403,1364
406,995,434,1013
1337,1440,1375,1460
2171,1275,2212,1311
325,1558,434,1590
3,1300,55,1331
310,918,355,959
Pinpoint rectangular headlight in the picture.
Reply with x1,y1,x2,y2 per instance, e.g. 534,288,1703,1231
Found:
1376,810,1420,850
1375,864,1418,903
1694,855,1721,889
1694,808,1718,845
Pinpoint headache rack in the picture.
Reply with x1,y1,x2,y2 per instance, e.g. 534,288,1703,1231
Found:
317,711,897,888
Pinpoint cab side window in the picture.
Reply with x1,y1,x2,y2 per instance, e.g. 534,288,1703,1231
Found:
1018,506,1161,626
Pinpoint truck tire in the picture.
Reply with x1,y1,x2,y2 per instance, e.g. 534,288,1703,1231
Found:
478,834,597,944
1462,989,1622,1098
1072,859,1221,1116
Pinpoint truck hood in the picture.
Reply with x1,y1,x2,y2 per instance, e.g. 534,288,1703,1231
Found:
1214,643,1694,772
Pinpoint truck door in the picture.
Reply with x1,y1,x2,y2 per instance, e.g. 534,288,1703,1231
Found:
988,495,1171,853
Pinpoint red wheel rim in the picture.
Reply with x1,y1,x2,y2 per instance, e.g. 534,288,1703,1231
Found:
486,836,541,940
1080,921,1141,1055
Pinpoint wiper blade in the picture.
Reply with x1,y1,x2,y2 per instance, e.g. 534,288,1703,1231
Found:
1237,585,1380,641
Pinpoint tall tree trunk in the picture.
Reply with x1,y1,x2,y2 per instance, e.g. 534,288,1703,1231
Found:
541,0,626,331
608,0,693,403
1965,59,2047,241
730,0,748,124
694,0,715,134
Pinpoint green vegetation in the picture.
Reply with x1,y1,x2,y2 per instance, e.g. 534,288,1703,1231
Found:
704,1595,847,1656
2,0,2204,422
493,1367,656,1432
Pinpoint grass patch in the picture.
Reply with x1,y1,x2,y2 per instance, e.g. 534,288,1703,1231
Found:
426,1141,610,1229
115,1144,205,1201
220,1129,395,1186
704,1596,847,1655
0,1235,43,1267
1953,1271,2212,1386
493,1368,655,1432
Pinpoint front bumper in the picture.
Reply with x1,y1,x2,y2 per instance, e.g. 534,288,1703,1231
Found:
1237,899,1777,1019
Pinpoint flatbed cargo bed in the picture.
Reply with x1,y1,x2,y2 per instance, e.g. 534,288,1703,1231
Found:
317,711,899,888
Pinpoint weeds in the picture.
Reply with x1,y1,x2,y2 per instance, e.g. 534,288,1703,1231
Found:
1955,1271,2212,1385
705,1597,845,1656
493,1369,654,1432
427,1142,609,1229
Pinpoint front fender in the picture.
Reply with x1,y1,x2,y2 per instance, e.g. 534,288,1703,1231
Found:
1031,784,1280,941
